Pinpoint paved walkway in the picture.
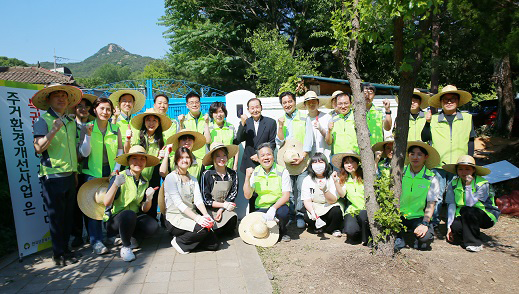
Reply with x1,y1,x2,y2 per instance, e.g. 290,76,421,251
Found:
0,229,272,294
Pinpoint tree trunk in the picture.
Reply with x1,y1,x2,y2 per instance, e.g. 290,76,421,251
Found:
341,0,391,256
494,54,515,138
430,12,440,95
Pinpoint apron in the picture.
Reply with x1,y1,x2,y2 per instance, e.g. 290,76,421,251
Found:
165,173,198,231
208,177,236,228
306,178,340,218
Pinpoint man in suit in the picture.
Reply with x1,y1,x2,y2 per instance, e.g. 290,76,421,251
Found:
234,97,277,212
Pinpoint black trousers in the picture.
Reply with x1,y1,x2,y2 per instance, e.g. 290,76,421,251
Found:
256,204,290,237
450,206,494,247
72,173,88,240
215,215,238,237
145,165,161,220
343,210,371,244
399,216,434,247
41,175,76,257
303,206,344,234
106,210,159,247
165,220,219,253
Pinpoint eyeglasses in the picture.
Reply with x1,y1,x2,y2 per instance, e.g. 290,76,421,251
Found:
337,103,350,107
363,89,374,94
187,101,200,105
441,97,459,103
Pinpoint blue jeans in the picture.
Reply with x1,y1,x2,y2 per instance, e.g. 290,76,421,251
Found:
84,174,106,245
257,205,290,236
431,168,454,227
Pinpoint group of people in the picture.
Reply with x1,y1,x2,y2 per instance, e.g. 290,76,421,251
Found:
32,82,500,266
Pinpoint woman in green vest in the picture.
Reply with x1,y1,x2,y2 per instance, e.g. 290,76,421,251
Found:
125,108,173,221
203,102,239,170
103,146,160,261
331,152,372,246
163,147,218,254
444,155,500,252
301,153,344,236
79,97,123,255
395,141,441,251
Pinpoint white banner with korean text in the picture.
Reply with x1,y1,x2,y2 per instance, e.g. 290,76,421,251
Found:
0,80,52,258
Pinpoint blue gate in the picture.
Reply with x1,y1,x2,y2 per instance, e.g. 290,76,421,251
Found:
83,79,227,118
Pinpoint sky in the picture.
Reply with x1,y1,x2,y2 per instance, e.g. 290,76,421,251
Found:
0,0,170,64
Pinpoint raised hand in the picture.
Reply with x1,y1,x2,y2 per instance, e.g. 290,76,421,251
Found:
145,186,159,202
328,121,334,131
425,109,432,122
250,154,259,163
245,167,254,178
84,124,94,136
240,114,248,126
114,170,126,187
51,119,64,133
278,116,285,127
125,123,132,139
178,114,185,124
203,113,210,123
383,99,391,112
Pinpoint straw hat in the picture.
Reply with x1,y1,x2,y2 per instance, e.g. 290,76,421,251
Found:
202,142,239,166
165,129,206,152
331,151,361,170
323,90,344,109
77,177,109,220
108,90,146,115
69,93,98,115
429,85,472,109
239,212,279,247
131,108,173,131
115,145,160,167
158,182,166,214
31,84,83,111
442,155,490,176
296,91,331,110
405,141,441,169
395,89,429,110
371,136,395,158
276,139,309,175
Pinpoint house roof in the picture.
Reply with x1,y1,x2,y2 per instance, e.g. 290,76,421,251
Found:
300,75,427,95
0,66,77,86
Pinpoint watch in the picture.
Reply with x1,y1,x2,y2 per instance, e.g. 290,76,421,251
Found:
421,220,430,226
385,110,392,115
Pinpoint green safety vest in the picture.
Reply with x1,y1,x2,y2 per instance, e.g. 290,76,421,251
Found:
400,165,434,220
39,112,78,176
132,134,161,181
344,177,365,215
253,163,286,209
209,121,236,169
367,105,384,146
183,112,207,160
430,111,472,166
280,110,306,145
162,118,178,143
408,112,427,141
452,176,498,223
377,158,391,177
82,120,119,178
332,111,358,154
114,115,135,145
103,170,149,221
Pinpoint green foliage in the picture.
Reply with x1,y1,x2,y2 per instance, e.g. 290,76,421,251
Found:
76,64,132,88
0,56,28,67
372,171,404,243
138,60,176,79
246,28,320,96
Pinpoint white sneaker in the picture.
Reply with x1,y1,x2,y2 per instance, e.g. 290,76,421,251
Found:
92,241,109,255
120,246,135,262
332,230,342,237
466,245,483,252
130,237,139,249
112,237,122,246
296,218,305,229
171,237,188,255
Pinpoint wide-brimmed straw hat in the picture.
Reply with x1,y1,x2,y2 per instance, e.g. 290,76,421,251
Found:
115,145,160,167
331,151,361,170
405,141,441,169
442,155,490,176
296,91,331,110
165,129,206,152
77,177,109,220
131,108,173,131
395,89,429,110
202,142,239,166
429,85,472,109
108,90,146,115
323,90,344,109
372,136,395,159
31,84,83,111
276,139,309,175
158,182,166,214
239,212,279,247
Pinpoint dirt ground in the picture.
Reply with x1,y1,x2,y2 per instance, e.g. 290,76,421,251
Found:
258,138,519,294
258,216,519,294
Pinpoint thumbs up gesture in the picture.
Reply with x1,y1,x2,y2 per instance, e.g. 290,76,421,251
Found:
425,109,432,122
125,124,132,139
114,170,126,187
84,124,94,136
